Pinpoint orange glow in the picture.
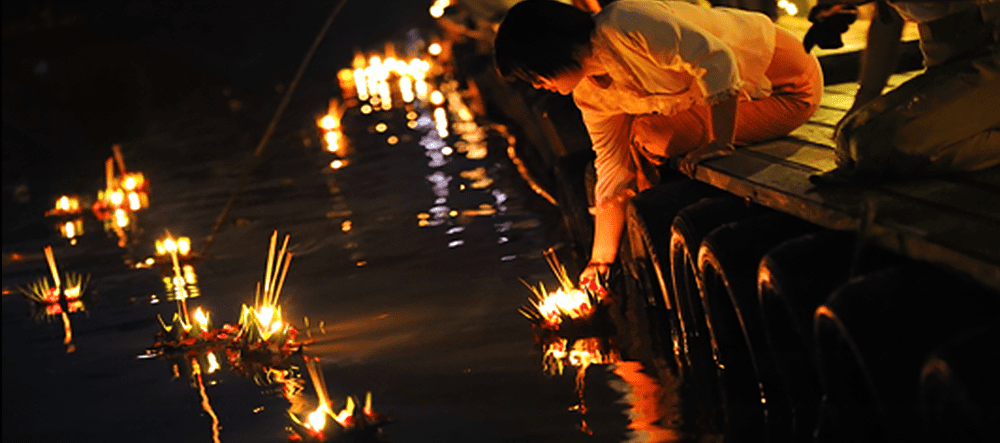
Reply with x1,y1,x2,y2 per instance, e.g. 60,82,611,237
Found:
399,76,415,103
193,307,210,333
333,396,355,427
54,195,81,213
192,360,222,443
375,122,388,133
123,175,138,191
535,287,594,326
429,0,450,18
330,159,345,170
110,190,124,206
114,209,129,228
324,131,341,152
127,192,141,211
341,220,352,232
354,68,369,101
434,107,449,137
429,90,445,106
305,405,329,432
206,352,220,374
319,115,340,131
428,42,442,56
239,231,293,343
778,0,798,16
387,135,399,145
182,264,198,285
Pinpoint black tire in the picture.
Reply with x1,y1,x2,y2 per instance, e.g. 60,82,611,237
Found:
919,327,1000,443
620,179,726,370
666,196,756,436
757,231,855,441
814,264,999,443
697,213,817,441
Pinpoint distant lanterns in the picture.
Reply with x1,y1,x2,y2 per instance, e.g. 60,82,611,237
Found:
91,144,149,247
429,0,451,19
46,195,85,245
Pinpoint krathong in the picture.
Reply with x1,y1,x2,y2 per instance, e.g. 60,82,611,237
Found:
153,232,201,302
91,144,150,247
287,357,390,442
45,195,86,245
520,249,619,434
18,245,89,352
232,231,305,372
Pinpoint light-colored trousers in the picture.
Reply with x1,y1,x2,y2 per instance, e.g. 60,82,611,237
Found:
626,27,824,189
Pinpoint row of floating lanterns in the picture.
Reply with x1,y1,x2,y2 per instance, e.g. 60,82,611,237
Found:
142,231,389,442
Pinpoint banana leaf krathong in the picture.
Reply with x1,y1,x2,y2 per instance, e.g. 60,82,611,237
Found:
18,246,89,352
519,249,616,375
231,232,307,372
287,357,391,442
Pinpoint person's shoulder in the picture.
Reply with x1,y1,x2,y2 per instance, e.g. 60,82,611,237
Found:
595,0,680,32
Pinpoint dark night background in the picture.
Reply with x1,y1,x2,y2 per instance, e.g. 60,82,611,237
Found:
3,0,435,242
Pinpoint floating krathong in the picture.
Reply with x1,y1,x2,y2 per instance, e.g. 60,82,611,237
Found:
520,249,620,433
519,249,609,338
287,357,390,442
153,232,201,302
232,232,304,370
18,246,89,352
91,145,150,247
45,195,86,245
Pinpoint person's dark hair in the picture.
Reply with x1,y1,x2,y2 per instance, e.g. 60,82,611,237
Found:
494,0,595,82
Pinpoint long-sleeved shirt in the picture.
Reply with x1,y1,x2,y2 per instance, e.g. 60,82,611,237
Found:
573,0,776,209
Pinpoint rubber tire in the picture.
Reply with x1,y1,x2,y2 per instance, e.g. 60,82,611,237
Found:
919,327,1000,443
697,213,817,442
814,264,999,443
666,196,758,436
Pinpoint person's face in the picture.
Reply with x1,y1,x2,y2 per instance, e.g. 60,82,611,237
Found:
530,68,585,95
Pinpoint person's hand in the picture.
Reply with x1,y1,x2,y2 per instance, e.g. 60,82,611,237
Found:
579,261,610,297
679,140,735,178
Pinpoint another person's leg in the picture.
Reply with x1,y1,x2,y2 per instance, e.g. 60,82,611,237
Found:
735,26,824,144
836,51,1000,178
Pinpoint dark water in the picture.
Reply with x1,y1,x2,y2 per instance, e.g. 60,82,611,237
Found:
2,2,694,442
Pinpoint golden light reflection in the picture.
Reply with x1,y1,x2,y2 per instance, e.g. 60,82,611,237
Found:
191,359,222,443
428,42,442,56
778,0,798,16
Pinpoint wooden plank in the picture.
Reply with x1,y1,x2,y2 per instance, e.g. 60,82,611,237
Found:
694,152,1000,291
695,152,865,231
743,139,837,172
819,94,854,112
880,179,1000,223
787,122,836,148
809,107,846,127
959,166,1000,192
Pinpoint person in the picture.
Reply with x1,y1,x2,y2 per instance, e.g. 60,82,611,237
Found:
494,0,823,288
810,0,1000,183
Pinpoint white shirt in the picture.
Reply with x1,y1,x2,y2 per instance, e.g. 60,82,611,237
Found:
573,0,777,208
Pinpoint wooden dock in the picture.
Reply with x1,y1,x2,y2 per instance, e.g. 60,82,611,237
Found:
691,71,1000,292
